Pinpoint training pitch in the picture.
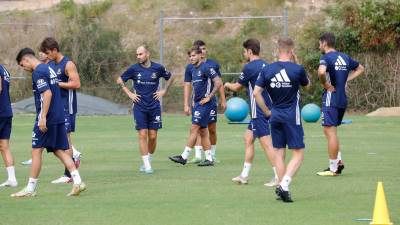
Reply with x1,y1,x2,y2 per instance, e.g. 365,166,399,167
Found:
1,114,399,225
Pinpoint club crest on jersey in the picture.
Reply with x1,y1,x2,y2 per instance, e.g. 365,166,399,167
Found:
151,73,157,79
270,69,291,88
57,68,62,75
197,71,202,77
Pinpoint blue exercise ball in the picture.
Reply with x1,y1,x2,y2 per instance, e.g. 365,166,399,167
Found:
301,103,321,123
225,97,249,122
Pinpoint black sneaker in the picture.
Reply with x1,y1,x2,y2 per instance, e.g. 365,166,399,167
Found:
275,186,293,203
198,159,214,167
323,160,345,174
168,155,187,165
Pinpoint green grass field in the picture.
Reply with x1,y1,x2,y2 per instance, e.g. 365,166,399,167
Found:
1,114,399,225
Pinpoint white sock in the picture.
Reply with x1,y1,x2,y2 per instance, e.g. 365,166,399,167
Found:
272,167,278,179
70,170,82,185
205,150,213,161
329,159,339,172
211,145,217,157
240,162,252,178
142,155,151,170
72,145,80,155
280,175,292,191
194,146,202,159
148,153,153,162
6,166,17,182
27,177,38,192
181,146,192,160
337,152,342,161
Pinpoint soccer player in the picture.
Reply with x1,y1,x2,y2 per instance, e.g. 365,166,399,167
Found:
0,64,18,188
316,33,364,176
20,51,53,166
168,46,222,166
40,37,82,184
224,38,278,186
188,40,226,163
253,37,310,202
117,45,174,174
12,48,86,197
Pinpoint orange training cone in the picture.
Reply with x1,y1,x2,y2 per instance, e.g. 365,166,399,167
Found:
370,182,393,225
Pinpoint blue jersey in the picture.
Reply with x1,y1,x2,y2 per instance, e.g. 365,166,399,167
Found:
0,65,12,117
184,62,218,103
49,56,78,115
185,58,221,103
121,61,171,110
319,51,359,108
238,59,271,119
32,64,65,125
256,61,309,125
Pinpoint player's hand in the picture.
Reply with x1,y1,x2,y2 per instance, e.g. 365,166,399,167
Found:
38,118,48,133
325,84,335,92
264,110,272,118
128,92,141,103
184,105,191,116
153,90,166,100
223,82,231,90
220,100,227,113
200,96,211,105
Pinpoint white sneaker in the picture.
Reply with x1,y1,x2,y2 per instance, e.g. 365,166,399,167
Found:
0,180,18,188
264,177,279,187
51,176,72,184
11,187,36,197
232,175,248,184
21,159,32,165
67,182,87,196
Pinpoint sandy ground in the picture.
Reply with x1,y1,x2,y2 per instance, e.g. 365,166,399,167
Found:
366,107,400,117
0,0,104,12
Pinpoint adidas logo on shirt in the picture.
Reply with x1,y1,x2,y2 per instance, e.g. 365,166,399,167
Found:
334,56,347,71
270,69,291,88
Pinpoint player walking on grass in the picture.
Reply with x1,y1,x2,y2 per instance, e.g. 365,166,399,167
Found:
316,33,364,176
188,40,226,164
12,48,86,197
224,38,278,186
254,38,310,202
168,46,222,167
117,45,174,174
39,38,82,184
0,64,18,188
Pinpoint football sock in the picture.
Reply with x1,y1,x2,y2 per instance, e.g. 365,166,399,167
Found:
194,146,202,159
240,162,252,178
27,177,38,192
181,146,192,160
70,170,82,185
205,150,213,161
280,175,292,191
6,166,16,182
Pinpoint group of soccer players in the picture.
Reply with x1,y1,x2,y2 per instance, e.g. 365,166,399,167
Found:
0,37,86,197
0,32,364,202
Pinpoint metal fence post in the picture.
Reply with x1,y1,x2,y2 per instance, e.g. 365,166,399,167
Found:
159,10,164,110
283,8,288,37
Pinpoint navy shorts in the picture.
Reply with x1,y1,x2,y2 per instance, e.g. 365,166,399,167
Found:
208,102,218,124
247,117,270,138
270,122,305,149
0,117,12,139
133,106,162,130
192,102,212,128
32,122,69,152
321,106,345,127
64,112,77,133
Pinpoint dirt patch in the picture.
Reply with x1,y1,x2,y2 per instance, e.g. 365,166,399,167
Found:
366,107,400,117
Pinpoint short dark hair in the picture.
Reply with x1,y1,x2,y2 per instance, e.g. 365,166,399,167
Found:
40,37,60,52
187,46,202,55
243,39,261,55
319,32,336,47
193,40,206,47
16,48,35,63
